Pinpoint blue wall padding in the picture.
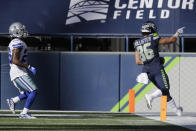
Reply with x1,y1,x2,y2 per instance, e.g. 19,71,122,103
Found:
2,52,182,111
1,53,19,109
0,53,1,109
1,52,60,110
119,54,143,111
60,53,120,111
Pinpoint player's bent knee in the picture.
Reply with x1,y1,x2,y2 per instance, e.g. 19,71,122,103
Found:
161,89,172,102
28,90,38,100
31,90,38,96
167,95,172,102
161,89,168,95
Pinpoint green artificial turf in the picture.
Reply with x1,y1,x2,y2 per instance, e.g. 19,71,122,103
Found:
0,111,191,131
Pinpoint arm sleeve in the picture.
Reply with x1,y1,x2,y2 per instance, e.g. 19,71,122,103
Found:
153,33,161,43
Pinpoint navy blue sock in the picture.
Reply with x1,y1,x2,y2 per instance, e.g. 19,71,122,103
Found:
24,90,37,109
18,91,30,100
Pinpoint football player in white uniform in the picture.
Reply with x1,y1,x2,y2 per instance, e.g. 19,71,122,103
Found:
7,22,38,119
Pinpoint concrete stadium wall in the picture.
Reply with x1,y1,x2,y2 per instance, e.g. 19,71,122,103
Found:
0,52,195,113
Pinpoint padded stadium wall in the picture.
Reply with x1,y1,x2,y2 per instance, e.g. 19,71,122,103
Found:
0,52,195,113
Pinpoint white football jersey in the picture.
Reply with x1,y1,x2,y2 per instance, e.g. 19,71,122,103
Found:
8,38,28,81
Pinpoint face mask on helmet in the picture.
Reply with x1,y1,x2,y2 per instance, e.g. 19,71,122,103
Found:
9,22,28,38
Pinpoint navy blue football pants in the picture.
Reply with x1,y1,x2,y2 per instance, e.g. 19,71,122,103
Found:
147,69,172,102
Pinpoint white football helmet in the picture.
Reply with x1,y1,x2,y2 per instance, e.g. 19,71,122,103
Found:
9,22,28,38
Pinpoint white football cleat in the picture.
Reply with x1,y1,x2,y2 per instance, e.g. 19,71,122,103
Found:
6,98,15,114
176,106,183,116
19,113,36,119
145,94,152,110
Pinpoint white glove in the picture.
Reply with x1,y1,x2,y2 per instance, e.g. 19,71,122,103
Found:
136,73,148,84
174,27,185,37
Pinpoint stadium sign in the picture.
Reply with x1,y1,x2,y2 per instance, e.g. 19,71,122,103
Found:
113,0,194,20
0,0,195,35
65,0,196,36
66,0,194,25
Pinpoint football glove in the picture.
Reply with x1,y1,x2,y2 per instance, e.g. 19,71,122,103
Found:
174,27,185,37
28,65,36,75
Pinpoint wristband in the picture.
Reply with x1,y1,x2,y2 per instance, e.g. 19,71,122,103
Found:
174,32,179,37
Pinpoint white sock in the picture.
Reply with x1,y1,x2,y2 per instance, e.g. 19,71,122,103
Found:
150,89,162,100
21,108,29,114
12,96,20,103
167,99,178,112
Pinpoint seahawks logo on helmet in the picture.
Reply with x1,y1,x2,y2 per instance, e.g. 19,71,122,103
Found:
141,21,157,33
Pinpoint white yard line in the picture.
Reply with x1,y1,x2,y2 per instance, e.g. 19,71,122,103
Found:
136,112,196,131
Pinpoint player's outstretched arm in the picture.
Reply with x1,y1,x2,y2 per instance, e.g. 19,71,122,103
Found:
135,51,143,65
159,27,185,45
159,36,177,45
